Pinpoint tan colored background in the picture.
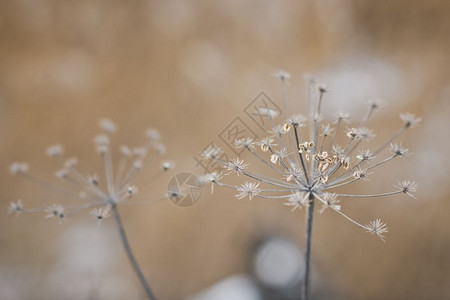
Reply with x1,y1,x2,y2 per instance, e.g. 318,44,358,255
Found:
1,0,449,299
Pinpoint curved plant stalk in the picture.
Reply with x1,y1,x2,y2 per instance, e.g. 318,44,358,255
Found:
111,204,157,300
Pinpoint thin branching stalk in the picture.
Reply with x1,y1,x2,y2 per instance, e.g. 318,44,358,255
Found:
302,194,315,300
111,204,157,300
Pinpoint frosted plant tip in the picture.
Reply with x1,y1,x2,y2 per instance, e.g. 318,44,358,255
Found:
365,219,388,241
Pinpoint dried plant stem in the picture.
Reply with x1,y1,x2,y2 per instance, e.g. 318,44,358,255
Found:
111,204,157,300
302,194,315,300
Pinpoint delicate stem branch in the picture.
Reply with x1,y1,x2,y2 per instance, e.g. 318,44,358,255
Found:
336,191,401,198
373,126,406,156
294,125,309,184
111,205,157,300
302,194,314,300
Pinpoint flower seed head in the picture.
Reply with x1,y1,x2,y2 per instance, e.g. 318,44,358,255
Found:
257,137,276,152
224,158,249,176
365,219,388,241
9,200,23,215
356,149,375,161
275,70,291,81
395,181,418,199
46,144,64,157
319,193,340,214
367,98,384,110
9,162,29,175
284,192,309,211
99,118,117,133
321,124,333,136
258,107,279,119
353,167,370,181
316,83,329,94
45,204,64,219
234,137,255,149
201,145,223,160
162,160,176,171
236,182,261,200
120,145,132,157
400,113,422,128
63,157,78,169
389,143,410,157
334,111,351,123
146,128,161,142
287,114,307,127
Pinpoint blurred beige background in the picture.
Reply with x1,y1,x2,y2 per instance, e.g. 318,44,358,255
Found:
1,0,449,299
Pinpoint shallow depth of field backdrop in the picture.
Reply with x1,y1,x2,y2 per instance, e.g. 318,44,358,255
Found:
1,1,449,299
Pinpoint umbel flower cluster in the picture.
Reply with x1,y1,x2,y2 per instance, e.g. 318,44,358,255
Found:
200,71,420,241
9,119,174,226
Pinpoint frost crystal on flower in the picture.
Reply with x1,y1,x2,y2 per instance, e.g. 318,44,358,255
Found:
399,113,422,128
46,144,64,157
270,148,288,165
257,137,277,152
286,114,307,127
146,128,161,141
321,124,334,137
162,160,176,171
200,72,420,241
45,204,65,219
224,158,249,176
275,70,291,81
199,172,222,194
367,99,384,110
356,149,374,161
353,168,370,182
9,162,29,175
99,118,117,133
319,193,340,214
258,107,279,119
234,137,255,149
284,192,309,211
9,200,23,215
334,111,351,123
8,119,173,224
90,206,111,227
235,182,261,200
389,143,410,157
365,219,389,241
395,181,418,199
201,145,223,160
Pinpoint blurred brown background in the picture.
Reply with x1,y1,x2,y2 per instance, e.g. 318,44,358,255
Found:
1,0,449,299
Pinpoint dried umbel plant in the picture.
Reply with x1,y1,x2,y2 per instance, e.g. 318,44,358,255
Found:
9,119,174,300
200,71,420,300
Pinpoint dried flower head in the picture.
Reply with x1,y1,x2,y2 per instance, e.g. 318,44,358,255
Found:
319,193,341,214
224,158,249,176
99,118,117,133
274,70,291,81
257,137,277,152
395,181,418,199
90,206,111,228
201,72,420,241
46,144,64,157
284,192,309,211
8,119,173,224
236,182,261,200
9,162,29,175
389,143,410,157
199,172,222,194
9,200,23,215
365,219,389,242
234,137,255,149
400,113,422,128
